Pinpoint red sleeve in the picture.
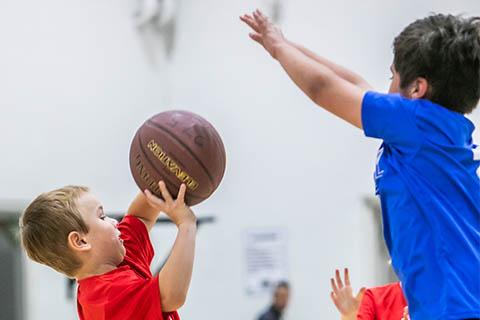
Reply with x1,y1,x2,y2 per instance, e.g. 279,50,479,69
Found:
118,215,155,277
357,289,376,320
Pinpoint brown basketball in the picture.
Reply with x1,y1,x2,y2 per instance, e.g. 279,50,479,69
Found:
129,110,226,206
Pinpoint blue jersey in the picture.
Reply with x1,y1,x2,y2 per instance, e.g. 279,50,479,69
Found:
362,91,480,319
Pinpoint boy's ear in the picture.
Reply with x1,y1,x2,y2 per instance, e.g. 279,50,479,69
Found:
68,231,91,252
409,77,429,99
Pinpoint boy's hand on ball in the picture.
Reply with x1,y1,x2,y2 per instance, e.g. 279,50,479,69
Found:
240,9,286,59
144,181,197,226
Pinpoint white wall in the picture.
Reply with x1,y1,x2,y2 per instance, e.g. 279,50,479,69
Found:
0,0,478,319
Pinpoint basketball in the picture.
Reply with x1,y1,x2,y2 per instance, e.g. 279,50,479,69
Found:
129,110,226,206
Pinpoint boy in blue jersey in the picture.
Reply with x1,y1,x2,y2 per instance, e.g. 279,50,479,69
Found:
241,10,480,320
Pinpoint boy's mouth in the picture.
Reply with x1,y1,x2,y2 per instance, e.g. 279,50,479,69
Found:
116,231,124,244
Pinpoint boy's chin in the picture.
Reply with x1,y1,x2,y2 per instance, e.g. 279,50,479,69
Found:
110,244,126,265
118,245,126,260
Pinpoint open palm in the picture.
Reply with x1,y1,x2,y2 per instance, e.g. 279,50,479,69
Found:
330,268,366,319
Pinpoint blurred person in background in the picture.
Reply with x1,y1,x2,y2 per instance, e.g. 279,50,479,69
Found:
257,281,290,320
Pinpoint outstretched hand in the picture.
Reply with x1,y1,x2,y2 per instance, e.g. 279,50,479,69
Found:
240,9,287,59
330,268,366,320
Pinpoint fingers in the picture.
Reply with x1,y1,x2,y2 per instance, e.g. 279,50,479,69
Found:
330,291,342,310
158,181,173,203
335,269,344,289
254,9,268,22
240,14,260,32
252,11,263,27
330,291,336,302
255,9,267,20
330,277,339,294
344,268,351,286
144,189,165,207
148,181,187,206
240,14,263,44
177,184,187,203
252,9,269,30
241,9,271,30
249,32,263,43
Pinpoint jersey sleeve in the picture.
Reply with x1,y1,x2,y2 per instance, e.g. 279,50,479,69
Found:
103,274,179,320
357,289,376,320
118,215,155,275
362,91,422,150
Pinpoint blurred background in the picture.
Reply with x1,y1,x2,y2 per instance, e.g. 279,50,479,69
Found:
0,0,478,319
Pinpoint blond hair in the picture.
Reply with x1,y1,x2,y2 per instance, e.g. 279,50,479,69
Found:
20,186,89,278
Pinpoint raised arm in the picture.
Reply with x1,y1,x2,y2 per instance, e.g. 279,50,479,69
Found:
127,192,162,231
287,41,373,90
241,10,367,129
143,182,197,312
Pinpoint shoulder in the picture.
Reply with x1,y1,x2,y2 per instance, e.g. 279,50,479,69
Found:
118,215,151,248
360,287,376,305
119,215,148,232
361,92,423,145
362,92,421,123
367,282,404,302
368,282,401,293
415,99,474,133
363,91,418,109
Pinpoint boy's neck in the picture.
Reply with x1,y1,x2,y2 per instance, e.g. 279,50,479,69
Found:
76,262,118,281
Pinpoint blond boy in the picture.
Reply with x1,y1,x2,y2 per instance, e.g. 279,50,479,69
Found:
20,181,196,320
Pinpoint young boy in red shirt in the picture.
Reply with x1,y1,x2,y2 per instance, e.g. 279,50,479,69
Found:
20,181,196,320
330,268,407,320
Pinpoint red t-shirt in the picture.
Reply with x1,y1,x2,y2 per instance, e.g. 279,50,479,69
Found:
357,282,407,320
77,215,180,320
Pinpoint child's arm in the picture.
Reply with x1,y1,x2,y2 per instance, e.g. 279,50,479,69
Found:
241,10,366,129
241,14,371,89
127,192,163,231
286,41,373,90
143,182,197,312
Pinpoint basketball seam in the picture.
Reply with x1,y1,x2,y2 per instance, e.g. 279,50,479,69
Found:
145,121,216,189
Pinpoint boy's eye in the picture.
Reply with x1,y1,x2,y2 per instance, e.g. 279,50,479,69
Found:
100,215,106,220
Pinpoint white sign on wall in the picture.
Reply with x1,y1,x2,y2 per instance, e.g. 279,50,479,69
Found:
243,227,288,295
